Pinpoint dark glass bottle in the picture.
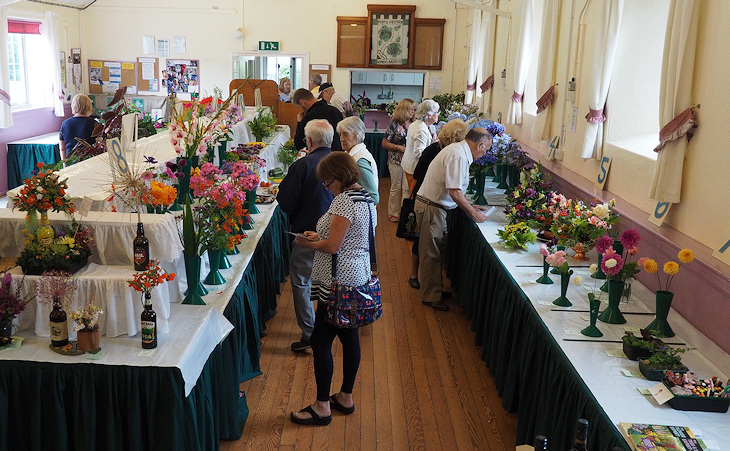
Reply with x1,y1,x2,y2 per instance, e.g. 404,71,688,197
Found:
49,299,68,347
534,435,548,451
141,292,157,349
133,222,150,271
569,419,589,451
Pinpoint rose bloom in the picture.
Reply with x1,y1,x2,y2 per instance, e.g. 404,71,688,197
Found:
638,257,649,267
643,259,658,273
663,261,679,275
592,203,610,219
678,249,694,263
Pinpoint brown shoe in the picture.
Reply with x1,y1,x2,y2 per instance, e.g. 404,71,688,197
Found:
408,277,420,289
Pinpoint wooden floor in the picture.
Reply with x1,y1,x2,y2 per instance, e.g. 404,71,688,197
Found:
223,179,518,450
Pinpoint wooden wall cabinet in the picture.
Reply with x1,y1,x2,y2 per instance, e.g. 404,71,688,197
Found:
336,17,368,68
413,18,446,70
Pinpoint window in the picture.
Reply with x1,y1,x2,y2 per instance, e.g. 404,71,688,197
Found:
6,18,53,109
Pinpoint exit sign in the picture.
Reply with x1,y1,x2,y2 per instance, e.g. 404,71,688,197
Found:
258,41,280,51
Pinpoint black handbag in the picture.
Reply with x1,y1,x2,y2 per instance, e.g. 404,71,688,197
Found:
326,199,383,328
395,196,419,241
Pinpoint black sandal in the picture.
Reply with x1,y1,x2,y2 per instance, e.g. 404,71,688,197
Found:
330,395,355,415
290,405,332,426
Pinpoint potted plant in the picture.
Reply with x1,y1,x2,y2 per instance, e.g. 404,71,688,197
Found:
622,330,664,361
69,296,103,353
497,222,537,250
0,271,34,346
248,107,278,142
277,139,300,172
639,344,693,381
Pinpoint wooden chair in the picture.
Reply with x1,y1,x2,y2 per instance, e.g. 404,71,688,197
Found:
229,79,300,133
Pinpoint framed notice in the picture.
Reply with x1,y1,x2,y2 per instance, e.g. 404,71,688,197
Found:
366,5,416,68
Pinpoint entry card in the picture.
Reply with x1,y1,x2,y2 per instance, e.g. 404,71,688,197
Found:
605,349,626,358
138,349,156,357
649,382,674,405
621,369,643,378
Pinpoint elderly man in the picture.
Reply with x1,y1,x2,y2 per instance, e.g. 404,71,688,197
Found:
292,88,342,152
309,73,322,95
318,82,347,118
277,120,335,351
414,127,493,311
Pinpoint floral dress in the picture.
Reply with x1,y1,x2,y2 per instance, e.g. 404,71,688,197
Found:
383,120,407,165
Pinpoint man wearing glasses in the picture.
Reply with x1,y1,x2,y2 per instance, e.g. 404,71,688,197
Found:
277,120,335,351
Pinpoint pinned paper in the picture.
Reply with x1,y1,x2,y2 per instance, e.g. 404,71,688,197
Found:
649,382,674,405
79,196,93,217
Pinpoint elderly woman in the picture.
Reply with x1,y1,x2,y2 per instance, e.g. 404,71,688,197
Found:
278,77,292,102
400,98,440,194
290,152,377,426
382,98,416,222
337,116,379,204
406,119,469,290
59,94,97,160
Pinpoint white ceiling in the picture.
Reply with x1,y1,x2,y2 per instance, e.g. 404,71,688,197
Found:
25,0,97,9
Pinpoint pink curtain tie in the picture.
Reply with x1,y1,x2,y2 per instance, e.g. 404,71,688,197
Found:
585,107,606,124
480,75,494,93
654,107,698,152
511,91,524,103
535,85,556,114
466,82,476,91
0,89,10,106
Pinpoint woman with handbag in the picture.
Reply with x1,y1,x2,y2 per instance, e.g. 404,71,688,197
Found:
290,152,378,426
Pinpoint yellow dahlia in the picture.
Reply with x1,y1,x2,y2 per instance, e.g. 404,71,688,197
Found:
663,261,679,275
678,249,694,264
643,259,658,273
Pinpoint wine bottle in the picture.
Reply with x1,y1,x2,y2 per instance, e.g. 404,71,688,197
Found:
141,292,157,349
569,419,589,451
533,435,548,451
49,299,68,347
133,222,150,271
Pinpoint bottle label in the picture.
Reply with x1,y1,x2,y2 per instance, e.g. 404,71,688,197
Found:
50,320,68,342
141,320,156,344
134,247,147,266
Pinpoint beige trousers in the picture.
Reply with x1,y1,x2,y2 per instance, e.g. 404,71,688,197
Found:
414,199,448,304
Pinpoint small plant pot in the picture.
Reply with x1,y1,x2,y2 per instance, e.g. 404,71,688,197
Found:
623,341,658,361
77,328,101,353
638,359,687,381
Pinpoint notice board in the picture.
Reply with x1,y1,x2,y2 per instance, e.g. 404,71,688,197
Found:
88,60,137,95
137,57,160,92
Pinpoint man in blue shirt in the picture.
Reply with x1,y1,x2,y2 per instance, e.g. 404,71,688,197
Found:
277,120,334,351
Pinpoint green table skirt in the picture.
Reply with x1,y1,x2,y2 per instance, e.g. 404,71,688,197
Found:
7,142,61,189
364,132,389,178
0,206,290,451
444,209,627,451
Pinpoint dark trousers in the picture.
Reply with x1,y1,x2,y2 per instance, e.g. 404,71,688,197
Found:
311,303,361,402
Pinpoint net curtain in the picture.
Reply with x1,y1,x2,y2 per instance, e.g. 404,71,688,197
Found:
506,0,534,125
648,0,700,204
479,11,497,115
0,7,14,129
465,9,483,104
579,0,624,160
43,11,65,117
530,0,560,142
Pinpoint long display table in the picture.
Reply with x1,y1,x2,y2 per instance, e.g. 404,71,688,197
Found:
0,203,290,451
445,190,730,450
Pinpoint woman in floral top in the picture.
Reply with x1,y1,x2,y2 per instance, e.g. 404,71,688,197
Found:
381,98,416,222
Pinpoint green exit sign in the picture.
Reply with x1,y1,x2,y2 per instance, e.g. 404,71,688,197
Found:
258,41,280,51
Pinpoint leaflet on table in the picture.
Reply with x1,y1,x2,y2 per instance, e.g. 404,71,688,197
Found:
619,422,708,451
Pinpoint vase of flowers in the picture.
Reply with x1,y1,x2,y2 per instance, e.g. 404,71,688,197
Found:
504,162,554,231
39,270,78,347
536,253,553,285
640,248,694,337
69,296,103,353
128,259,176,348
470,151,497,206
248,107,278,142
497,222,537,250
596,229,642,324
204,248,226,285
277,138,300,172
550,198,619,256
0,272,33,345
544,247,572,306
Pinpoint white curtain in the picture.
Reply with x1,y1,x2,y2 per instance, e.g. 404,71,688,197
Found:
44,11,65,117
465,9,483,104
506,0,534,125
531,0,560,141
648,0,700,204
478,11,497,114
0,7,14,129
580,0,624,159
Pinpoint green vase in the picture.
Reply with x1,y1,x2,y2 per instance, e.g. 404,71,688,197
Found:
227,245,240,255
182,255,206,305
474,172,488,205
492,164,501,182
203,249,226,285
536,256,553,284
645,291,675,337
552,270,573,307
592,253,607,279
245,189,260,214
496,164,508,189
466,176,476,195
174,158,192,209
485,165,495,177
581,297,603,337
217,141,227,168
219,251,232,269
598,280,626,324
507,166,521,188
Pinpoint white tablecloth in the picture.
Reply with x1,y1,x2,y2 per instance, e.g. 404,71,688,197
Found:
476,180,730,447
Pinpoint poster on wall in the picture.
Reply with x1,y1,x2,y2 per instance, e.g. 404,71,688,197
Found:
369,11,412,66
72,48,82,92
164,59,199,95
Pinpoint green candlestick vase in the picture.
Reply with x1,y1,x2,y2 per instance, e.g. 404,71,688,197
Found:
598,280,626,324
203,249,226,285
552,270,573,307
592,253,607,279
581,296,603,337
182,255,206,305
227,245,240,255
507,166,521,188
474,172,488,205
496,164,508,189
245,189,260,214
645,290,675,337
219,251,232,269
466,176,476,195
536,256,553,284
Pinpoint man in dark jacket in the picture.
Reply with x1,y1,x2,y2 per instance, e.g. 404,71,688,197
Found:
276,119,334,351
292,88,342,152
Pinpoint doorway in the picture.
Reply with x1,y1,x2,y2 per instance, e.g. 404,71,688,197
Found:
232,52,308,91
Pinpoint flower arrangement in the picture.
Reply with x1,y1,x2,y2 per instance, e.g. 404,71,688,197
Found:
226,142,267,173
277,138,300,170
38,270,77,306
248,107,278,142
350,91,371,117
13,163,76,215
128,259,176,296
68,296,103,332
640,249,694,291
432,92,465,122
504,162,554,228
384,99,399,116
497,222,537,250
597,229,642,283
18,219,94,275
549,198,619,248
0,272,33,325
470,152,498,175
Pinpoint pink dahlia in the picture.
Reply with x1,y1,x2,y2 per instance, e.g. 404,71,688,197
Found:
595,235,613,254
601,253,624,276
620,228,641,250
